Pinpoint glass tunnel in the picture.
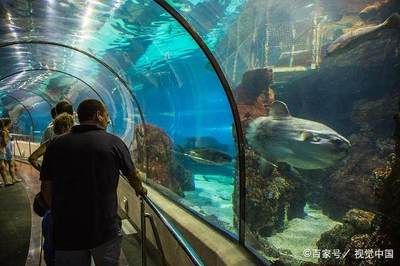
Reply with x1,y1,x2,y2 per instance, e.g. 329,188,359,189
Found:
0,0,400,265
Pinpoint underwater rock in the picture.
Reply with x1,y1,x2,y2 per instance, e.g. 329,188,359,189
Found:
317,223,355,262
320,90,399,219
317,209,376,265
343,209,376,233
234,68,274,105
282,48,400,219
170,162,194,192
237,87,276,126
233,148,298,238
134,124,194,195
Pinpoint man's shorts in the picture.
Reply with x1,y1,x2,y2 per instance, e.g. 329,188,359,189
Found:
54,235,122,266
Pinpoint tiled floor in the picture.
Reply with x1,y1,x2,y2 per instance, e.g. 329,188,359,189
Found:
1,162,158,266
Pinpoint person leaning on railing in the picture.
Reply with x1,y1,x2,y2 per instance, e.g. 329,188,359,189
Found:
41,101,74,144
29,113,75,171
39,99,146,266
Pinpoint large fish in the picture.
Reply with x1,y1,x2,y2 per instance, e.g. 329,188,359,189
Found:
174,147,233,166
246,101,351,170
327,13,400,56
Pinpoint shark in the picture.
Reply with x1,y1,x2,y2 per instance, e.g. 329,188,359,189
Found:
246,101,351,170
327,13,400,56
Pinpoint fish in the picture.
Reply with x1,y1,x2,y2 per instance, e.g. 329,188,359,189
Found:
327,13,400,56
246,101,351,170
175,147,233,166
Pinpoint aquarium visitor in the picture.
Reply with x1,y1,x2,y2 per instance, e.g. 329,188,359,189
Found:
30,113,75,266
0,119,12,186
41,101,74,144
40,99,147,266
1,118,21,184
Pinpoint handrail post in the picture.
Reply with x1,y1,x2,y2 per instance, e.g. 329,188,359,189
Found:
145,213,167,266
141,197,147,266
15,139,22,158
28,135,32,157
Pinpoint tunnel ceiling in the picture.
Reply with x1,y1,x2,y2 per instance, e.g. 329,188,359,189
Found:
0,0,239,91
0,0,246,143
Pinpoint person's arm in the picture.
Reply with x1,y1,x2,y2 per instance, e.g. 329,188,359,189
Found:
126,167,147,196
40,142,54,207
117,139,147,196
28,142,48,171
41,126,53,144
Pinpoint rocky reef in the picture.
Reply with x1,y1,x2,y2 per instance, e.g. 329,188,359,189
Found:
133,124,194,196
232,68,309,265
315,100,400,266
279,8,400,219
317,209,377,265
219,1,400,264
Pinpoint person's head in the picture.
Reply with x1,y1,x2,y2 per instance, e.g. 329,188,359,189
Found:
50,107,57,119
55,100,73,116
53,113,74,135
1,118,11,130
77,99,109,128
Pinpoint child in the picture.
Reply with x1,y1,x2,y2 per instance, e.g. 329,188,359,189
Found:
1,118,21,183
0,118,12,186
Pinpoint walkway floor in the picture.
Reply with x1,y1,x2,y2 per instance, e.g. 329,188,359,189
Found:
0,181,31,266
0,161,159,266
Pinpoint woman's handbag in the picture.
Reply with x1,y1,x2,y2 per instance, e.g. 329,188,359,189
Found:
33,192,49,217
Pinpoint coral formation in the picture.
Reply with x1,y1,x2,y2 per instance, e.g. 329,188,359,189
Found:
233,68,299,238
133,124,193,196
317,209,376,265
317,108,400,265
234,68,274,105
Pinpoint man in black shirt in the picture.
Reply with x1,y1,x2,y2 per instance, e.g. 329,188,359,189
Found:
40,99,146,265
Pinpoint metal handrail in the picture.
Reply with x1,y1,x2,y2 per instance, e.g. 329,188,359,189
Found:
10,133,33,158
140,195,204,266
144,213,168,266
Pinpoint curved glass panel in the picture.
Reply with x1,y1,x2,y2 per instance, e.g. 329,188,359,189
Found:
129,0,239,235
162,0,400,264
0,92,41,139
0,0,239,238
0,87,52,140
0,43,136,143
168,0,400,264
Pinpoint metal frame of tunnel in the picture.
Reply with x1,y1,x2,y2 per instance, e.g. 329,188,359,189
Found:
0,85,53,108
0,68,117,133
0,68,103,105
0,41,147,149
0,94,35,141
153,0,247,245
0,41,147,132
